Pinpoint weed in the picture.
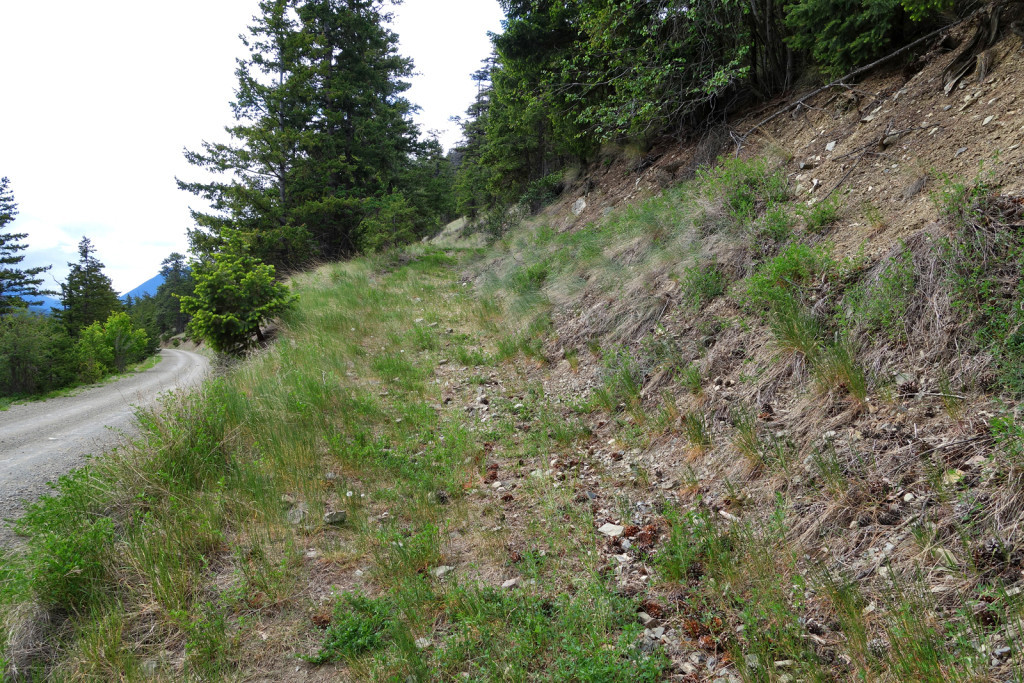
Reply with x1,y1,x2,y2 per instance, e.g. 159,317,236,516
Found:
755,202,795,248
863,202,885,230
742,243,838,315
678,262,727,310
770,300,823,360
507,261,550,295
590,346,644,414
308,592,394,663
813,339,868,402
436,585,667,681
682,411,712,453
697,156,789,227
732,409,763,468
811,445,848,495
801,194,842,233
564,348,580,372
678,363,703,395
453,345,490,366
844,244,915,344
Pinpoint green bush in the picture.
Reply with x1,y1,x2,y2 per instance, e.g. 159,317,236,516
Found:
18,470,115,612
697,156,789,227
742,243,839,315
308,592,395,663
801,195,843,233
179,242,297,355
758,203,795,245
76,311,150,376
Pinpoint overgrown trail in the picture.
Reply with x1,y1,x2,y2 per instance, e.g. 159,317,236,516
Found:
0,349,209,538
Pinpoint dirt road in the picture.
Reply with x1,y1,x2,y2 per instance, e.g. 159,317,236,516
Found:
0,349,210,534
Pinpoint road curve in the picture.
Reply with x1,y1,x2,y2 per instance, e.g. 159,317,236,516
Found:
0,349,210,530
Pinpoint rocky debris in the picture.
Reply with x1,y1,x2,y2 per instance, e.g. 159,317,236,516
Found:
287,502,309,525
432,565,455,579
572,197,587,216
501,577,520,589
598,522,625,537
323,510,347,525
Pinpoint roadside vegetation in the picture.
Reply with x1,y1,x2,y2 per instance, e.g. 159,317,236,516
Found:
4,147,1024,680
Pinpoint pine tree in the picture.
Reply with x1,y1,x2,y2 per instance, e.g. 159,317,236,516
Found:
154,252,194,335
57,237,122,335
178,241,296,354
0,177,55,315
178,0,314,270
179,0,423,267
291,0,419,255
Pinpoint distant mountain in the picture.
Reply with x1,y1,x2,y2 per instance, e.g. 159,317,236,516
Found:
27,294,63,314
121,274,165,301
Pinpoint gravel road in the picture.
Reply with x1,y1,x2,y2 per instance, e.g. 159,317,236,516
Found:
0,349,210,540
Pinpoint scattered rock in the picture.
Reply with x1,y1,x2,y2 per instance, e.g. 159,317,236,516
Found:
572,198,587,216
598,523,625,538
433,565,455,579
414,637,432,650
825,140,837,152
502,577,520,589
324,510,347,525
287,502,309,525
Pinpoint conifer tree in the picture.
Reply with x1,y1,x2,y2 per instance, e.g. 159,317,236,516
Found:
57,237,122,335
0,177,54,315
179,0,423,268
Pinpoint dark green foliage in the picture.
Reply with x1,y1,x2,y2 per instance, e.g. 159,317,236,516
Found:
180,0,442,268
179,242,296,354
0,312,77,395
785,0,951,79
0,177,54,315
57,237,122,336
124,294,162,356
154,252,194,336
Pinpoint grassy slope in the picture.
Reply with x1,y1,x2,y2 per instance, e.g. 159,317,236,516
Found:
5,44,1024,683
4,148,1024,681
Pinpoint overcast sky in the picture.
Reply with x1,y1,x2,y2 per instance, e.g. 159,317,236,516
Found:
0,1,504,295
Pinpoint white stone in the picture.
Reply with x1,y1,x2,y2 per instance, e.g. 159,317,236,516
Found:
598,523,625,538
